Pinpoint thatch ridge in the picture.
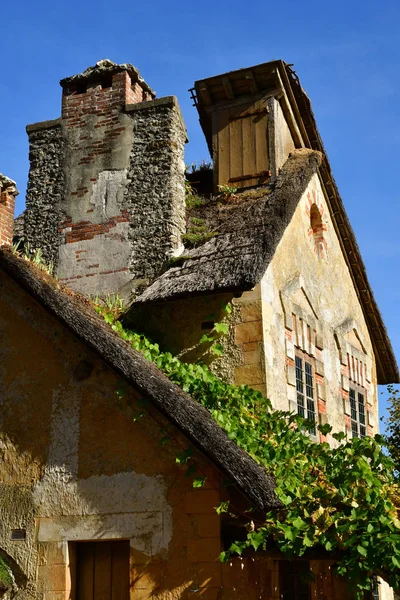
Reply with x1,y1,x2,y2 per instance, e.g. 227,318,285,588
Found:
0,247,280,512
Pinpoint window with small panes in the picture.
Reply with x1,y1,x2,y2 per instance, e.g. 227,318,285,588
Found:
295,354,316,435
349,387,366,439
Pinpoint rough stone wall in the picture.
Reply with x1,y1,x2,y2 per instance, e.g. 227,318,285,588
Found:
24,121,64,267
24,64,187,299
0,266,360,600
124,97,187,287
260,172,379,443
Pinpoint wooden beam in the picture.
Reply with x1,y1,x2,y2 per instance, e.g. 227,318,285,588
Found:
276,64,310,147
222,76,235,100
244,70,259,94
206,88,283,112
273,68,304,148
198,82,212,106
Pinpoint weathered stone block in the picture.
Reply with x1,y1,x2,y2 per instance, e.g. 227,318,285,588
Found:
315,359,325,376
286,364,296,386
37,564,68,592
343,397,351,416
318,412,329,427
367,409,375,427
316,323,324,350
187,538,221,563
37,541,68,566
243,348,261,365
242,341,258,352
341,374,349,392
240,302,262,323
185,490,220,514
194,514,220,538
285,338,295,360
235,321,263,344
317,383,326,401
235,363,265,385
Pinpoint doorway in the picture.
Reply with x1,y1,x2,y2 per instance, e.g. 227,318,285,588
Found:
75,540,129,600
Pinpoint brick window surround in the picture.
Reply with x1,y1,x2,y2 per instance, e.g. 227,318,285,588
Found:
334,319,374,438
280,275,326,442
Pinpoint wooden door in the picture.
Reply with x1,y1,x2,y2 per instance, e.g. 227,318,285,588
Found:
279,559,312,600
212,98,270,189
76,541,129,600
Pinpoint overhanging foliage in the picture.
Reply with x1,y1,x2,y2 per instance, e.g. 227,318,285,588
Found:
99,301,400,597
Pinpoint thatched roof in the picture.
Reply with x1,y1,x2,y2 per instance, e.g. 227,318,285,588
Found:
136,149,321,303
0,247,280,512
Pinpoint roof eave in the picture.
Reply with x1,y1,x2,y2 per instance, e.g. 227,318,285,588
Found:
0,248,281,512
280,62,399,385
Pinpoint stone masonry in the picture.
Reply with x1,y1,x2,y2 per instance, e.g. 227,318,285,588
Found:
24,60,187,298
24,121,64,266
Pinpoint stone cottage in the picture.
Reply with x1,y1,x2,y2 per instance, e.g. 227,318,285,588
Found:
0,59,398,599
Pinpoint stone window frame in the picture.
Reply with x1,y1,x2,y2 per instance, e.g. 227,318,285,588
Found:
280,276,326,440
334,318,374,438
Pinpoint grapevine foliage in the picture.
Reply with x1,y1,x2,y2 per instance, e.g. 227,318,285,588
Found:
96,304,400,598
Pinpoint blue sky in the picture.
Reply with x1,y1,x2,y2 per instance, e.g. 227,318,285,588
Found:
1,0,399,428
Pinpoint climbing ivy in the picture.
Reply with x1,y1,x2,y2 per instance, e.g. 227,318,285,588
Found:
94,302,400,598
0,556,12,589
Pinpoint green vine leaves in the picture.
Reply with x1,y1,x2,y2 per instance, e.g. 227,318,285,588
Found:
94,300,400,598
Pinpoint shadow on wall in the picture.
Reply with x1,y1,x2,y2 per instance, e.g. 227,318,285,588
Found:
0,549,27,598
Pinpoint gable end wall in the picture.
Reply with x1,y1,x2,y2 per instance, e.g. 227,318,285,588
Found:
261,172,378,439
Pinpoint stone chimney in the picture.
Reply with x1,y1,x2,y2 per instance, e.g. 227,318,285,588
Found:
0,174,18,247
24,60,187,298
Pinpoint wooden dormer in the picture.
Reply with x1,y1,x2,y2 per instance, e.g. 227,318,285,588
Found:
192,60,306,192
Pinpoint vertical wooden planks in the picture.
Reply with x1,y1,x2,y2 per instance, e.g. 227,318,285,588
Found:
76,543,95,600
242,107,256,183
76,541,129,600
111,541,130,600
229,106,244,181
94,542,112,600
215,108,231,187
213,97,270,190
255,99,269,176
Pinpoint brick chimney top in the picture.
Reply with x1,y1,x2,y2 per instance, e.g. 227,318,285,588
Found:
0,173,18,247
0,174,18,197
60,59,156,98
